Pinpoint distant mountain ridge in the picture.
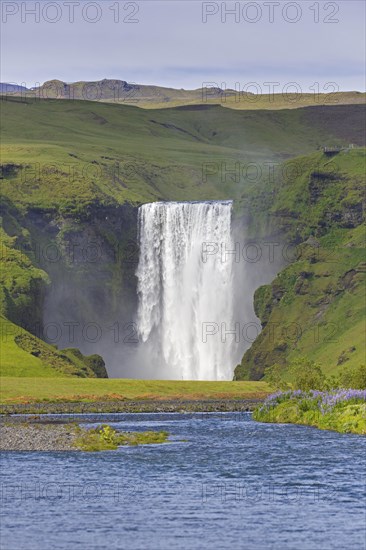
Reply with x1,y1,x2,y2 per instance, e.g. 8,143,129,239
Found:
0,83,29,93
1,78,235,105
1,79,364,110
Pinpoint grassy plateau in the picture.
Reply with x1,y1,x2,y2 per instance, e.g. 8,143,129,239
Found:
1,97,364,211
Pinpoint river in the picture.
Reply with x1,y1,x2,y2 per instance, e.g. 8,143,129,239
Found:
1,412,365,549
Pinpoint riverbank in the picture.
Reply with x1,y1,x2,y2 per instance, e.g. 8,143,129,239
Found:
0,398,263,450
0,424,79,451
0,398,263,415
253,390,366,435
0,423,169,451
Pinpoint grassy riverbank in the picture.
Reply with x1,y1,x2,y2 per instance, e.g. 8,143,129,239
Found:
0,377,270,405
254,390,366,435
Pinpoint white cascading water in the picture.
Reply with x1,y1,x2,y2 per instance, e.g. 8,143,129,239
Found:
136,201,235,380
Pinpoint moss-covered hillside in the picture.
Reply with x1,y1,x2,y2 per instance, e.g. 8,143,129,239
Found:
235,149,365,380
0,213,108,378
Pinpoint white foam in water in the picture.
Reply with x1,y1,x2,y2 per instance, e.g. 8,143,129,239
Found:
136,201,235,380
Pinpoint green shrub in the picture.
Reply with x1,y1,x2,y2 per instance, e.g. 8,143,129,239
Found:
289,357,326,391
337,364,366,389
264,363,291,391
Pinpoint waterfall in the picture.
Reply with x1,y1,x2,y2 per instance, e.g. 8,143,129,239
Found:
136,201,235,380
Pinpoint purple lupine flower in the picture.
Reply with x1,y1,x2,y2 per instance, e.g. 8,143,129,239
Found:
261,389,366,416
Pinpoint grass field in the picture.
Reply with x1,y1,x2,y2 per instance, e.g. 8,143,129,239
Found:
0,377,271,404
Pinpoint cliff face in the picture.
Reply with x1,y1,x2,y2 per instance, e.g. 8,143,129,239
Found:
0,201,139,377
234,149,366,380
31,203,137,313
40,204,140,364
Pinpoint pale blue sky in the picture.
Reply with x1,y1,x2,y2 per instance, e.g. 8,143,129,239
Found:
1,0,365,90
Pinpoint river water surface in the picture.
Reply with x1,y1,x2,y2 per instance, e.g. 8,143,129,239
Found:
1,412,365,550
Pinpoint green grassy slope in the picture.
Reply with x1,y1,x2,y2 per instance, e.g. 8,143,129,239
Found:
235,149,366,380
1,98,364,213
0,317,107,378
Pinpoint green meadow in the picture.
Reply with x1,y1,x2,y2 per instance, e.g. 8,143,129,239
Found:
0,377,270,404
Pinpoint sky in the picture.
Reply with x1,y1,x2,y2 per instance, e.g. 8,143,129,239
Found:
1,0,365,91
